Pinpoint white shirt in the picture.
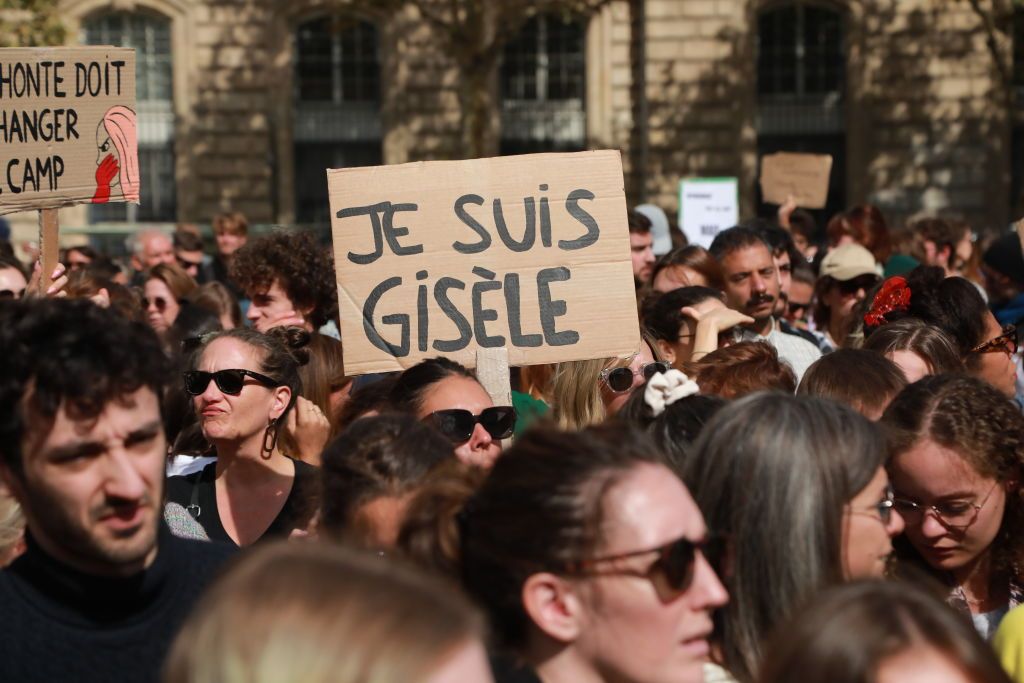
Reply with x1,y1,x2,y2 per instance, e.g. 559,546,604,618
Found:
738,323,822,383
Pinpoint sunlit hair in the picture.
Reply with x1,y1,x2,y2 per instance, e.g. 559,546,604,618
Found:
760,580,1011,683
826,204,891,264
861,318,965,376
296,333,348,440
684,341,796,398
163,542,482,683
881,374,1024,582
146,262,198,302
191,281,242,329
685,394,886,683
0,492,25,564
102,105,139,200
797,349,907,418
651,245,725,291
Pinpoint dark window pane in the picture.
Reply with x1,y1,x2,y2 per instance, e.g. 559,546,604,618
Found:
296,18,379,104
758,3,842,96
294,142,382,225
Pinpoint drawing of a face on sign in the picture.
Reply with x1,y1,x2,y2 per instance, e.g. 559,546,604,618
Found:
92,105,140,204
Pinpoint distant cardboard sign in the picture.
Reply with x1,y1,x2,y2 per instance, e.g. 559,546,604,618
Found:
328,150,641,375
678,177,739,249
0,47,137,215
760,152,833,209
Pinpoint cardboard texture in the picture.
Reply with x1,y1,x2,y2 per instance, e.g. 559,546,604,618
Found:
0,47,137,215
328,150,641,375
759,152,833,209
678,177,739,249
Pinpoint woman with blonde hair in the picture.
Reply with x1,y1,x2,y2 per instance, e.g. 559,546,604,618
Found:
163,542,491,683
551,335,668,430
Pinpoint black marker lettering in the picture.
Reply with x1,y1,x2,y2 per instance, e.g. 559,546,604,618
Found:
503,272,542,347
433,277,472,352
471,267,505,347
559,189,600,250
452,194,490,254
361,276,409,357
537,267,579,346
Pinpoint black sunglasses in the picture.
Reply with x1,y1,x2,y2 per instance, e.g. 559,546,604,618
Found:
566,533,727,595
428,406,517,443
600,360,671,393
183,369,280,396
144,296,169,311
838,274,881,296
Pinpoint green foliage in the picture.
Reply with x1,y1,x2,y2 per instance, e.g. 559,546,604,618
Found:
0,0,66,48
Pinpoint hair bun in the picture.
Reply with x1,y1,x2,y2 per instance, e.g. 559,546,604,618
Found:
267,326,312,367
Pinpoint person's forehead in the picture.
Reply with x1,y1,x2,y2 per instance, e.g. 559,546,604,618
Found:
600,463,702,551
892,437,988,495
143,234,172,252
0,266,27,290
630,231,652,245
199,336,264,370
419,375,493,415
722,244,772,272
27,387,161,459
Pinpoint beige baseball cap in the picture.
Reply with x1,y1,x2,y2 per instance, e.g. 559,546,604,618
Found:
819,244,879,281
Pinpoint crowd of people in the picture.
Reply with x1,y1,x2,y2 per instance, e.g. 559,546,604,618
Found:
1,198,1024,683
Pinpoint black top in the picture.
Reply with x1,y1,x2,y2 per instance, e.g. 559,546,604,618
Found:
165,457,319,546
0,524,234,683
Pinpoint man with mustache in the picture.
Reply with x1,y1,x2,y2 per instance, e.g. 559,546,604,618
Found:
709,226,822,381
0,299,233,682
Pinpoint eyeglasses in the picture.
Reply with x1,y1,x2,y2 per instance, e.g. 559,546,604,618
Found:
970,325,1018,356
893,482,999,530
838,274,881,296
564,533,727,597
600,360,671,393
0,288,25,300
176,256,202,271
848,486,896,525
143,296,169,312
183,369,280,396
427,406,517,443
788,301,811,316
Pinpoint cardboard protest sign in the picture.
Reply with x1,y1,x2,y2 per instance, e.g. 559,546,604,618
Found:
678,177,739,248
328,150,641,375
0,47,137,214
759,152,833,209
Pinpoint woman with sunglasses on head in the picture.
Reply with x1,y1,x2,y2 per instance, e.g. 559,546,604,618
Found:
389,357,516,469
882,374,1024,639
550,336,670,430
684,393,904,683
864,265,1018,397
166,327,320,546
398,424,728,683
143,263,197,346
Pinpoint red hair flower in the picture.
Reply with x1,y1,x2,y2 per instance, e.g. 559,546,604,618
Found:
864,276,911,328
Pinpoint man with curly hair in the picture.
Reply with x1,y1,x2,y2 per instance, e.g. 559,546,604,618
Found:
230,230,339,334
0,299,233,682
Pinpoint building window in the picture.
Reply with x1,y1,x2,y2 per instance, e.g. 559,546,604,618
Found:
756,3,845,220
293,17,382,226
500,14,587,154
83,11,176,223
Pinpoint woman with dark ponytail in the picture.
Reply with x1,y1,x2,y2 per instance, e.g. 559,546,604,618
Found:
398,424,728,683
166,327,320,545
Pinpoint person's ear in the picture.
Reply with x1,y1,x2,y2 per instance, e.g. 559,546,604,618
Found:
270,386,292,421
521,572,585,644
655,339,676,365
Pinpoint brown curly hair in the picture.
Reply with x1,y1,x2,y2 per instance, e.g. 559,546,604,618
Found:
230,230,338,329
881,374,1024,580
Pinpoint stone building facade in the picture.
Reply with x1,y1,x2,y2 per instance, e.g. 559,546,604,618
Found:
10,0,1019,244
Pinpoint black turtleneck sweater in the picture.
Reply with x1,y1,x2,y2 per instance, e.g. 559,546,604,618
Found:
0,525,235,682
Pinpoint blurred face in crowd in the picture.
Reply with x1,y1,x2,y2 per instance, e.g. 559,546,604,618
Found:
247,279,313,332
821,274,879,336
565,463,728,683
175,248,204,280
216,226,247,258
2,387,165,577
772,250,792,318
876,646,976,683
144,277,181,336
193,337,290,450
786,279,813,326
718,244,779,327
968,312,1018,398
138,233,174,270
66,247,93,271
0,266,27,300
889,438,1006,577
631,231,656,285
600,342,658,415
657,297,726,370
653,265,709,294
416,375,501,469
842,467,904,579
888,350,932,384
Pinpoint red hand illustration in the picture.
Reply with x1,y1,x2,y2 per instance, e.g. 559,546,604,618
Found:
91,154,119,203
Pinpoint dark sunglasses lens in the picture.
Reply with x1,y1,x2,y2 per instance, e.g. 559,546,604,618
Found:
643,361,671,380
433,410,474,442
213,370,246,394
606,367,634,392
662,538,697,591
184,371,211,395
480,407,516,439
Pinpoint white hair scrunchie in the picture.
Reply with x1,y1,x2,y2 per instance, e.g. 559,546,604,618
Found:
644,369,700,417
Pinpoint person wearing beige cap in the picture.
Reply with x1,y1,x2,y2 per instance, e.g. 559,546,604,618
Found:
814,244,882,350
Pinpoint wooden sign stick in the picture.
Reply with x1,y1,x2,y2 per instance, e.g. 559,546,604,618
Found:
37,208,59,296
476,347,513,445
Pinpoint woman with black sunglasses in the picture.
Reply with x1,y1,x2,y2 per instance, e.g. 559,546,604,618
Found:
398,424,728,683
684,393,903,683
389,357,516,469
882,375,1024,640
165,327,319,546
